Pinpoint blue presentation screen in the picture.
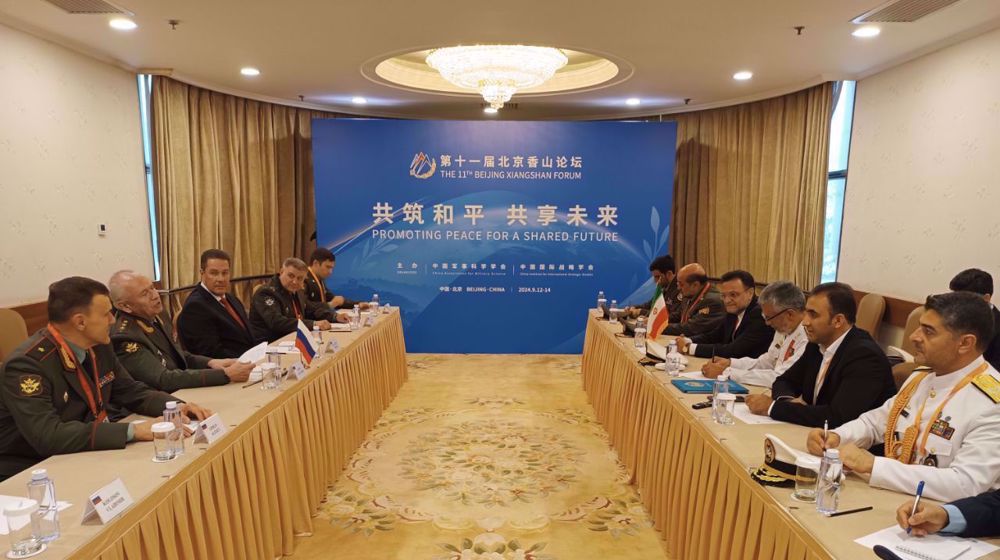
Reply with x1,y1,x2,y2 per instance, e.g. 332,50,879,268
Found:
313,119,676,353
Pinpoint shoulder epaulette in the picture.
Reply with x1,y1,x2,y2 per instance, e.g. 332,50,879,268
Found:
971,371,1000,404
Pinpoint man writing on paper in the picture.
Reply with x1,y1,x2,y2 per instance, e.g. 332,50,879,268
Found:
0,277,211,480
109,270,252,392
701,280,809,388
303,248,369,311
662,263,725,338
897,488,1000,538
744,282,895,427
177,249,258,359
675,270,774,359
626,254,682,323
251,258,348,342
807,292,1000,502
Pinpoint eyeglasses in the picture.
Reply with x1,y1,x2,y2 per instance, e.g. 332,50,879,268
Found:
762,308,791,322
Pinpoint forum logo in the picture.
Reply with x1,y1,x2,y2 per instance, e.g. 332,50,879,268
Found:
409,152,436,179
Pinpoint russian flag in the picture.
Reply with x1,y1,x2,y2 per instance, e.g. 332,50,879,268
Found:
294,320,318,365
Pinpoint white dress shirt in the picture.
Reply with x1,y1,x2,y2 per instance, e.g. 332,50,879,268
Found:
201,282,225,304
834,356,1000,502
726,323,808,388
689,309,746,355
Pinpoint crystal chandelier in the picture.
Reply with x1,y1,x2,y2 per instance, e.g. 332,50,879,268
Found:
426,45,569,110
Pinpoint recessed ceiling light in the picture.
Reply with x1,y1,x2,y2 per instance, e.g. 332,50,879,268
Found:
483,107,498,114
733,70,753,81
352,96,368,105
625,98,641,106
852,26,881,38
240,67,260,77
108,18,137,31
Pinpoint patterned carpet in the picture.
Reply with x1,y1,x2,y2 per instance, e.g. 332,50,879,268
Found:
294,354,668,560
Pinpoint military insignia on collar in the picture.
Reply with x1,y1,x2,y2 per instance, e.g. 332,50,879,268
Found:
58,347,75,371
124,342,140,354
699,307,711,315
37,347,45,353
138,320,155,334
19,375,42,396
265,297,276,306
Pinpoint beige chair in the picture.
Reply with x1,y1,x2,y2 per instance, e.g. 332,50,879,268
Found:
891,305,926,390
0,309,29,363
856,292,886,341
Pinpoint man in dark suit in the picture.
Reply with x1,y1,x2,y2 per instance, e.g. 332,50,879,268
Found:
897,489,1000,538
663,263,726,338
109,270,251,392
303,248,367,310
177,249,258,359
677,269,774,359
626,254,683,323
950,268,1000,370
744,282,896,428
250,258,347,342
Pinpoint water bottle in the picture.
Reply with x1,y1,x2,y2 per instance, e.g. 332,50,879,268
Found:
665,341,683,376
816,449,843,514
26,469,59,542
597,290,606,311
711,373,730,421
372,293,380,308
351,304,361,330
312,324,324,354
163,401,184,457
609,299,619,322
633,316,647,348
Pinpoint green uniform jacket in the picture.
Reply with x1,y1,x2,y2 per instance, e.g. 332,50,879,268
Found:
663,283,727,337
0,329,175,480
303,271,358,310
112,312,228,392
250,275,336,342
638,278,684,323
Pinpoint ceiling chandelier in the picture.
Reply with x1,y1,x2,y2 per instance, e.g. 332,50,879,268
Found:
426,45,569,110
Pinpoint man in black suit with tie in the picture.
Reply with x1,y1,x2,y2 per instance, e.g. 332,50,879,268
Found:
177,249,259,359
676,270,774,359
950,268,1000,370
744,282,896,428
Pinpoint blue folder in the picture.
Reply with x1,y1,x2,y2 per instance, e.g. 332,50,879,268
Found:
670,379,750,394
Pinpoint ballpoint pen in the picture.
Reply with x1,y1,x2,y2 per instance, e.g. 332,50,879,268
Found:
906,481,926,535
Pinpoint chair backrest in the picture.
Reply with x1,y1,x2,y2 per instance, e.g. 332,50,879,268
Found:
900,305,925,356
892,362,919,391
856,292,886,341
0,309,29,363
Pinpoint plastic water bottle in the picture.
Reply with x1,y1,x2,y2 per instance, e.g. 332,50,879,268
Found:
633,316,647,348
816,449,843,514
372,293,380,308
351,304,361,330
26,469,59,542
711,373,730,421
609,299,619,322
597,290,606,311
665,341,683,376
312,324,324,354
163,401,184,457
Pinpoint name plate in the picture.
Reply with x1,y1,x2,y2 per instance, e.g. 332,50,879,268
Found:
194,413,227,444
289,361,307,380
83,478,133,524
326,338,340,354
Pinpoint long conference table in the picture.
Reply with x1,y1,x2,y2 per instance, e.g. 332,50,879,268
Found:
0,311,407,560
581,311,1000,560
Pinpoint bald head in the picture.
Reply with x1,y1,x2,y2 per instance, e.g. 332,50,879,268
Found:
677,263,709,297
108,270,163,320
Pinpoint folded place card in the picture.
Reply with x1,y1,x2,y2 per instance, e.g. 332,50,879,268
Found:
194,413,227,445
289,361,307,380
82,478,133,524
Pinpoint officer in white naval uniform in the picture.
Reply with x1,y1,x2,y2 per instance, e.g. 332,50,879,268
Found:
702,281,809,387
806,292,1000,503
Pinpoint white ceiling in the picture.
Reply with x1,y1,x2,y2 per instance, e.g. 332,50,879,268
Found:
2,0,1000,120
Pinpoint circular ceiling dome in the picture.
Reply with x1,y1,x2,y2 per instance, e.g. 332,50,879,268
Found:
364,46,630,100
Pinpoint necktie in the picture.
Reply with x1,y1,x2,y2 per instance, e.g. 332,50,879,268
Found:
221,297,249,332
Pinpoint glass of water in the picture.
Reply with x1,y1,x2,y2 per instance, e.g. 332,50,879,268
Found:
793,456,820,502
152,422,176,462
5,500,42,557
261,363,281,390
714,393,736,425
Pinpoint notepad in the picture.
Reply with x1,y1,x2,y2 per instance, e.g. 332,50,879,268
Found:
856,526,998,560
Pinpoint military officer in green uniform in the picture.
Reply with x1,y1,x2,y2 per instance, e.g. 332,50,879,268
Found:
108,271,253,392
0,277,212,480
664,263,726,337
303,248,369,310
627,254,683,322
250,258,348,342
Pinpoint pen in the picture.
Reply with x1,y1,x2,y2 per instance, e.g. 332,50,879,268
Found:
906,481,926,535
824,505,873,517
242,378,263,389
822,420,828,451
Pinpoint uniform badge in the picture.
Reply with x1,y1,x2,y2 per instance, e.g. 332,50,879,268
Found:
265,297,276,306
124,342,140,354
699,307,710,315
63,391,69,403
922,455,938,467
972,372,1000,403
19,375,42,396
138,320,155,334
930,419,950,437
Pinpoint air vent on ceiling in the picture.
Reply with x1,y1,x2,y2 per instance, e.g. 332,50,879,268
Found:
40,0,133,15
480,102,519,110
852,0,963,23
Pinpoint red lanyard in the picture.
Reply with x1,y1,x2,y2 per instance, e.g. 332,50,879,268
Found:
291,298,302,319
681,283,711,323
308,268,326,300
46,324,106,421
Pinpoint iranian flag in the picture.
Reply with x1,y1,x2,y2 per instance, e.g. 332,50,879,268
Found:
648,293,670,339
